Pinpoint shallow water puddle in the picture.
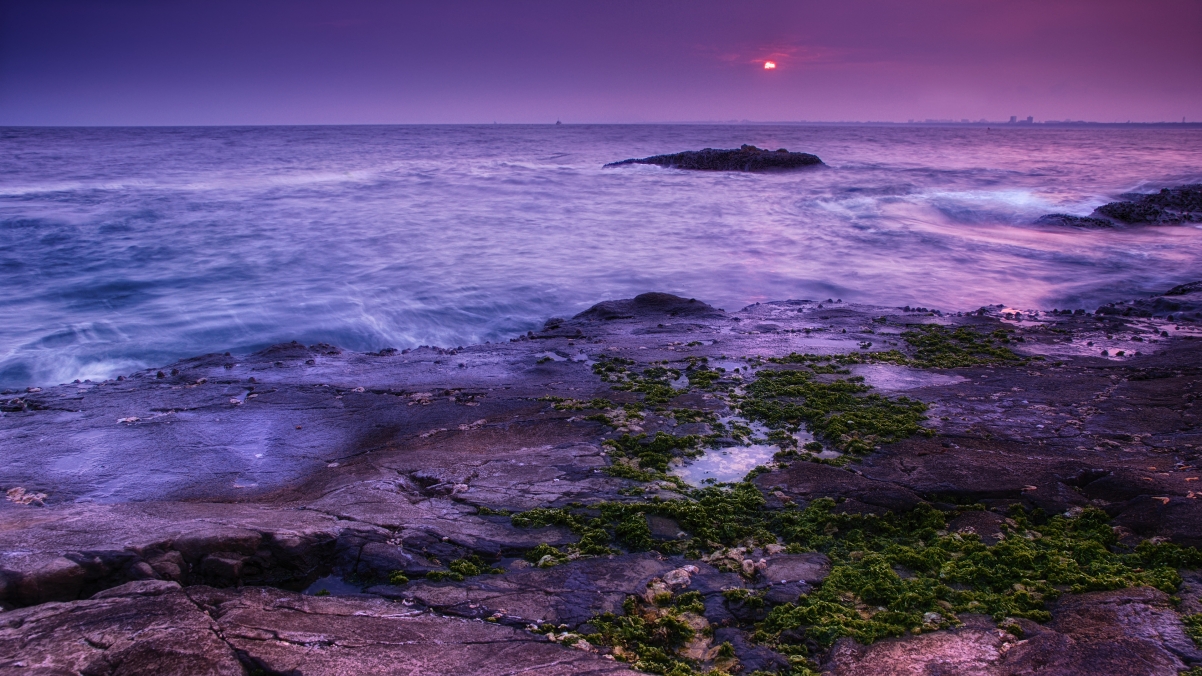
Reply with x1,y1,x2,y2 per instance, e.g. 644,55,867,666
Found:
671,444,778,485
850,364,968,391
305,574,364,596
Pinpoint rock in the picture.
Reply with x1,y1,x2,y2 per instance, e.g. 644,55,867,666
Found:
1035,213,1114,228
824,614,1013,675
824,589,1201,675
762,582,807,605
1165,281,1202,296
758,553,831,586
605,145,823,172
946,510,1007,545
1096,184,1202,224
1,291,1201,672
1038,185,1202,227
1001,587,1202,675
373,554,679,628
754,461,922,513
0,582,245,675
0,583,634,675
713,627,792,673
1109,495,1202,548
647,514,686,540
573,292,724,322
1178,569,1202,615
90,579,181,599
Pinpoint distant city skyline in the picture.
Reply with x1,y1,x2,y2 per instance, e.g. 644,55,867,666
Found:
1,0,1199,126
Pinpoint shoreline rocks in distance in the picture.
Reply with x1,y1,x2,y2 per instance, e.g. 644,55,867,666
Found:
605,144,824,172
1037,184,1202,227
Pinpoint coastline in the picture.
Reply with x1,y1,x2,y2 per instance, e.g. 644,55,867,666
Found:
1,288,1201,674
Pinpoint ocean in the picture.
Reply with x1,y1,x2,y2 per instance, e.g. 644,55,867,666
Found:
1,124,1200,388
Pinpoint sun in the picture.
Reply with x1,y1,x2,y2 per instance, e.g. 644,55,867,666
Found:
763,61,776,70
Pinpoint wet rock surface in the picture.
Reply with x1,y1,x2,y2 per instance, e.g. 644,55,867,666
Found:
605,145,823,172
2,290,1201,674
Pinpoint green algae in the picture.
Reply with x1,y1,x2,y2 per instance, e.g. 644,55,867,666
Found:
593,355,729,411
526,329,1193,673
605,432,705,474
769,324,1026,370
671,408,719,425
684,357,725,390
424,555,506,582
594,356,681,407
899,324,1025,368
584,597,699,676
524,543,571,567
1186,613,1202,647
760,501,1202,657
739,368,930,456
539,395,614,411
506,487,1202,676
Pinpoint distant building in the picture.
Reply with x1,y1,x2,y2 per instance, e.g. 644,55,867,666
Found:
1026,116,1034,124
1009,116,1017,123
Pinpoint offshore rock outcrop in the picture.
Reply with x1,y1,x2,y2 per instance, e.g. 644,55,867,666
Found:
605,145,824,172
2,289,1201,674
1037,184,1202,227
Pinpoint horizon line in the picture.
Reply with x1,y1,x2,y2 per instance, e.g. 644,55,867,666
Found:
2,120,1201,129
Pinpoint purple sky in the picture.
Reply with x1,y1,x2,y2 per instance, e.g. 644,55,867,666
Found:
2,0,1200,125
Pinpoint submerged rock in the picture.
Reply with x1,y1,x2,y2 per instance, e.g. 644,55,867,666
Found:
1038,184,1202,227
605,145,823,172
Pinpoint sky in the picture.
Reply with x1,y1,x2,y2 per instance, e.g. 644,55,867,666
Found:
1,0,1200,125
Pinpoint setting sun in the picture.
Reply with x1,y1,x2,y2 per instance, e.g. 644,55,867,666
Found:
763,61,776,69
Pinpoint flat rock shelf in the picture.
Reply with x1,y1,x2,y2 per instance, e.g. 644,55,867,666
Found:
2,288,1202,675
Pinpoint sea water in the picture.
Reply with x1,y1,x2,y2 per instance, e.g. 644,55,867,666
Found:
2,124,1200,388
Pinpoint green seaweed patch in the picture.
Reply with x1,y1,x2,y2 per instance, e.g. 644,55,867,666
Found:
684,357,725,390
585,596,699,675
506,488,1202,675
424,555,506,582
898,325,1025,368
594,357,680,407
723,588,766,609
740,369,930,455
760,501,1202,653
671,408,719,425
539,395,615,411
1185,614,1202,648
594,355,730,410
605,432,705,474
770,325,1026,371
510,482,777,558
767,429,799,449
525,543,571,567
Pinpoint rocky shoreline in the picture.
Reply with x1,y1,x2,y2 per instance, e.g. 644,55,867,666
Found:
2,288,1201,675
